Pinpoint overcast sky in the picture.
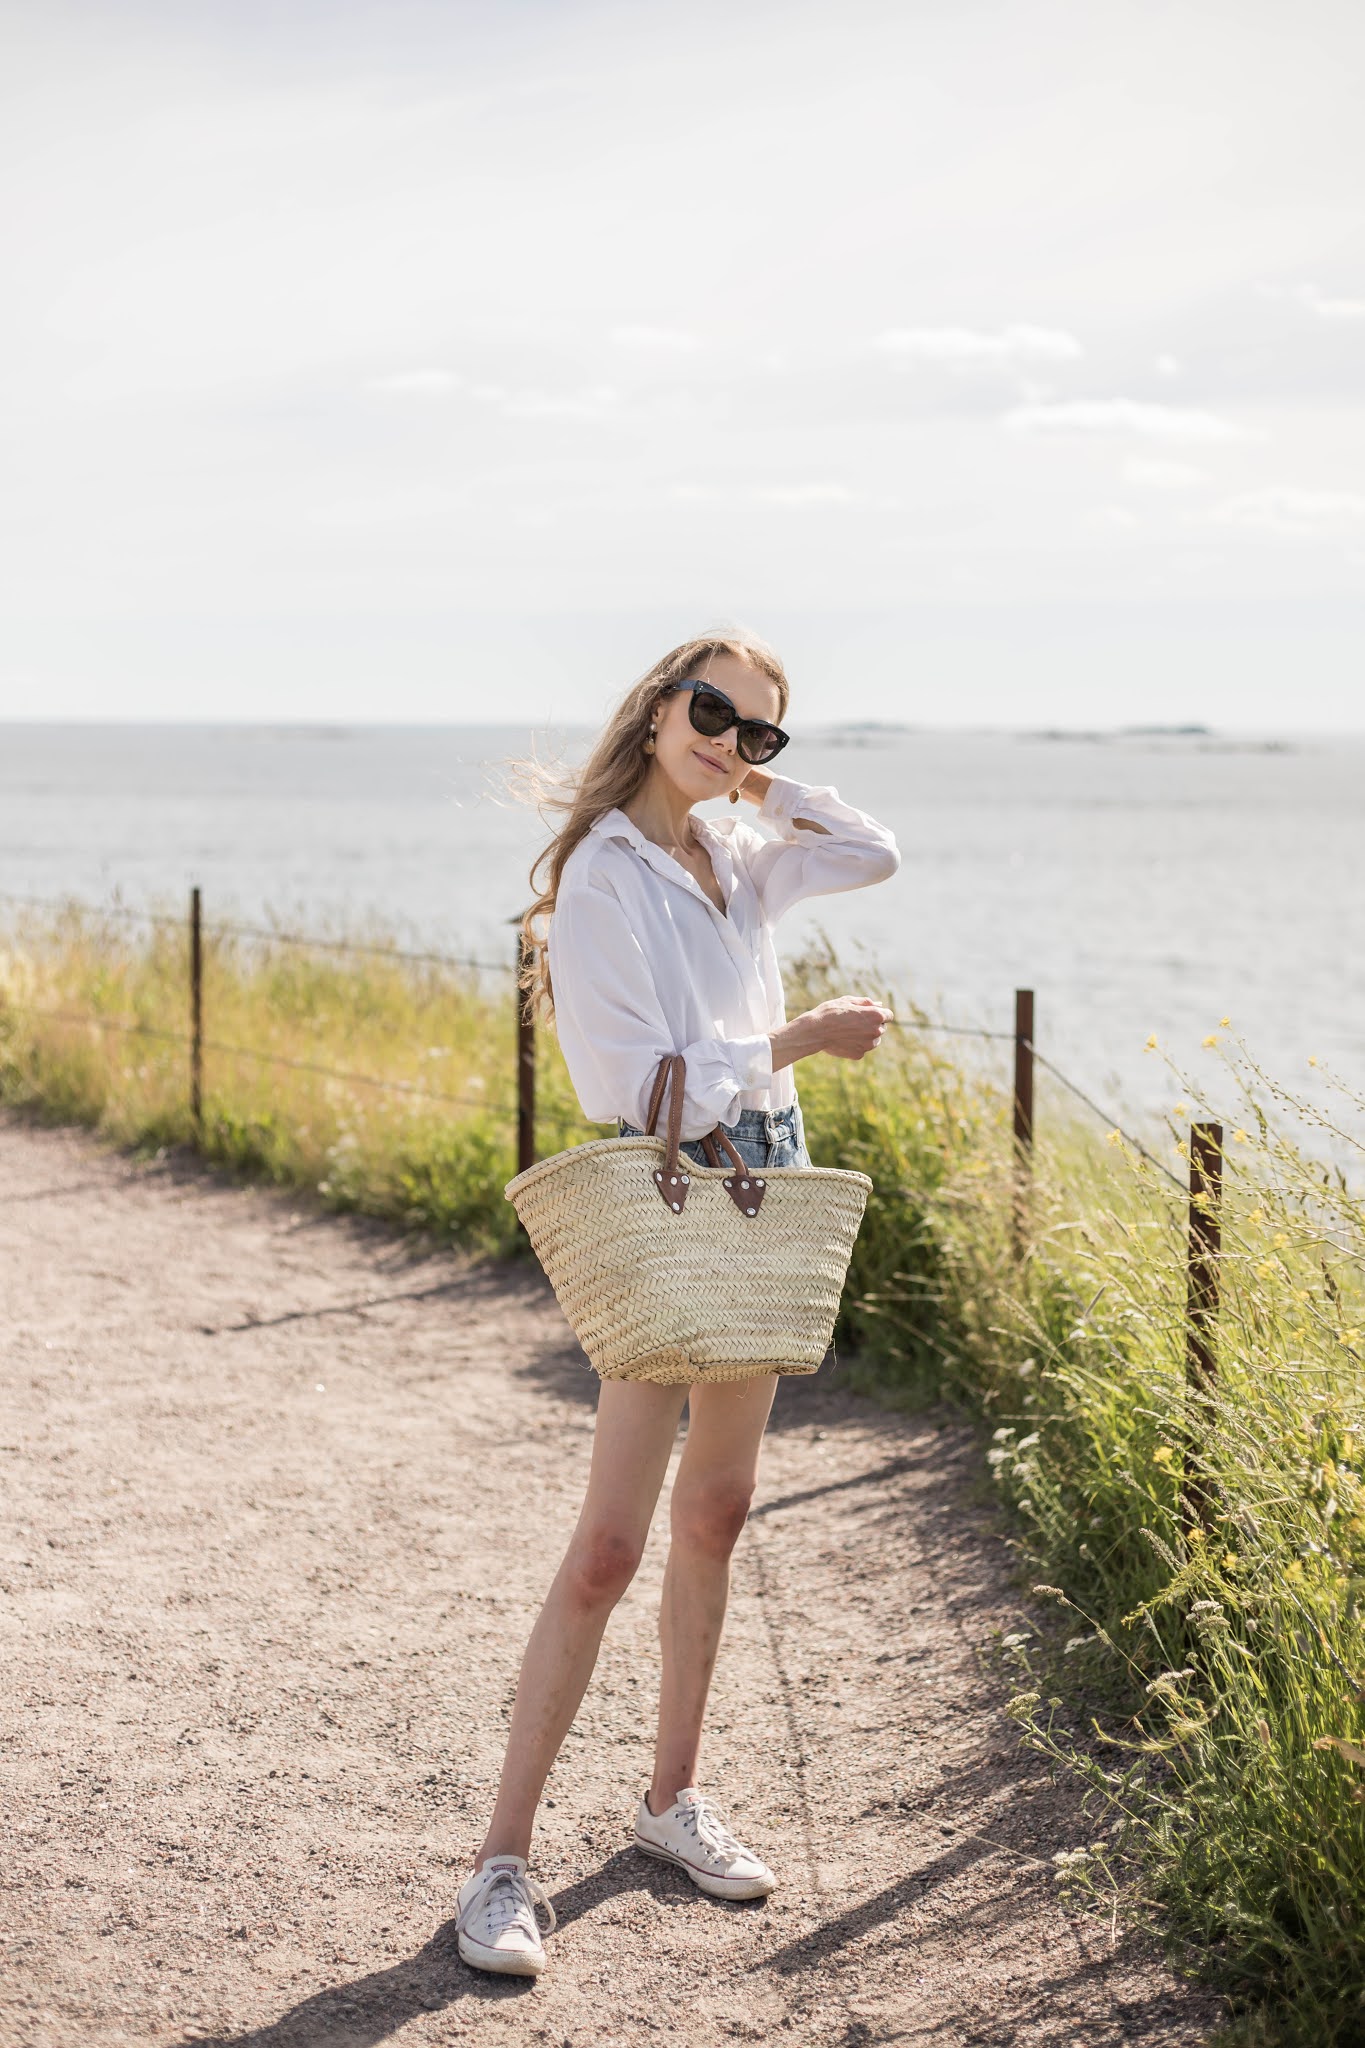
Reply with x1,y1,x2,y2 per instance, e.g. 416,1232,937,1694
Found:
2,0,1362,730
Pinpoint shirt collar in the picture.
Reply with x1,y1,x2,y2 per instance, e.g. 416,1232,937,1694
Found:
590,805,738,913
591,806,724,850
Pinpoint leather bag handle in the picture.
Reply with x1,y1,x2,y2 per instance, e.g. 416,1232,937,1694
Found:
640,1052,768,1218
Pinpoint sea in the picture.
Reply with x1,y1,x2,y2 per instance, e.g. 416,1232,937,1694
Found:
2,721,1362,1142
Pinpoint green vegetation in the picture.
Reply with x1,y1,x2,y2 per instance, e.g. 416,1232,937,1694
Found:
3,901,1364,2043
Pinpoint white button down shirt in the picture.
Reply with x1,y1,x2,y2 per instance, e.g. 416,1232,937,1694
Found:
547,771,901,1142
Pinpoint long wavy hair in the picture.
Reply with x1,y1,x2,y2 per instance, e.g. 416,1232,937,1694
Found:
506,627,790,1029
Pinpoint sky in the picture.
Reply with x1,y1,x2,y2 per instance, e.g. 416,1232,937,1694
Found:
1,0,1362,731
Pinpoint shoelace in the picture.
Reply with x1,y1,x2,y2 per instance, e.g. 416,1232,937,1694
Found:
455,1864,557,1941
684,1800,748,1862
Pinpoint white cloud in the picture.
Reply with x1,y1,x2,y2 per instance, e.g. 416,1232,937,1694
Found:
608,324,701,350
1204,486,1365,535
1002,398,1250,442
371,372,618,420
669,481,858,507
871,323,1083,366
493,384,619,420
370,368,464,395
1293,284,1365,323
1121,456,1206,490
750,483,858,506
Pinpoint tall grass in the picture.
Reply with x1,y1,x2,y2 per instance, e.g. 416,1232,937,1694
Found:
0,899,579,1256
792,946,1365,2045
3,903,1364,2039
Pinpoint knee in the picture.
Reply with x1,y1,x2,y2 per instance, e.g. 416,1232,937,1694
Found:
562,1524,644,1608
670,1479,756,1558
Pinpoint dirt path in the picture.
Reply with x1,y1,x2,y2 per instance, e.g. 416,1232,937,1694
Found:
0,1110,1223,2047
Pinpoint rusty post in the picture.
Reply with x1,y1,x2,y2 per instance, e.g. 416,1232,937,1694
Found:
515,921,535,1184
1181,1121,1223,1536
189,886,203,1142
1011,989,1035,1257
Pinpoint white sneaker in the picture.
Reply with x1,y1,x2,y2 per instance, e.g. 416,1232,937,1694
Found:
633,1785,777,1900
454,1852,557,1976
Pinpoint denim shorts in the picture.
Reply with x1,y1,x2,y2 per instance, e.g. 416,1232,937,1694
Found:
617,1097,812,1172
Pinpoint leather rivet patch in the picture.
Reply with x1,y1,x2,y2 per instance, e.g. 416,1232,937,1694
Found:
671,1201,680,1211
669,1176,677,1184
740,1179,749,1188
746,1206,757,1215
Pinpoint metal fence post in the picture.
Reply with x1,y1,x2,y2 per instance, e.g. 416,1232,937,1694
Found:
189,886,203,1143
1181,1121,1223,1536
1011,988,1034,1257
515,921,535,1186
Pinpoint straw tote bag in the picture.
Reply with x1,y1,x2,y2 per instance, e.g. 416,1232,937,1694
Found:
504,1050,873,1385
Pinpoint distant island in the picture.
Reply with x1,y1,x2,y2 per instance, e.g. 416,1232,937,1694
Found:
1023,723,1212,742
1018,725,1292,753
1119,723,1212,737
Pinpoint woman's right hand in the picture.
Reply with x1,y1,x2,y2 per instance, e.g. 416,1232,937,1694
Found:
806,996,894,1060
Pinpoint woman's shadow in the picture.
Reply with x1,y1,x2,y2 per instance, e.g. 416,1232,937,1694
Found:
170,1851,752,2047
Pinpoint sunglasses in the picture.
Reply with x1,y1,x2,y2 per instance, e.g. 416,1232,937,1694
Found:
659,680,791,766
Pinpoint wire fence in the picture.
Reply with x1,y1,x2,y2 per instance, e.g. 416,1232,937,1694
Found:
13,1003,518,1117
1,883,1182,1175
2,880,1226,1524
0,890,513,976
885,1014,1184,1191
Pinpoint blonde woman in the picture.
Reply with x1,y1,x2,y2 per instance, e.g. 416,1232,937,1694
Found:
454,631,900,1978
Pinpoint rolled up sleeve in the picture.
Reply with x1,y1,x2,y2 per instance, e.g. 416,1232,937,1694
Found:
748,773,901,925
548,879,774,1140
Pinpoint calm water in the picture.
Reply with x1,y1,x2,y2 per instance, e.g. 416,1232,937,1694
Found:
2,722,1362,1132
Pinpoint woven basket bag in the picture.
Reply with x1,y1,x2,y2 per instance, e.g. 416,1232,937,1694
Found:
504,1050,873,1385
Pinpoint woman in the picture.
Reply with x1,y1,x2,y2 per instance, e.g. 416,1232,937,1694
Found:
454,630,900,1978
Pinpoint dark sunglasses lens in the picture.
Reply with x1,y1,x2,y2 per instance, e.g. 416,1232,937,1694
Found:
689,686,732,736
740,724,784,763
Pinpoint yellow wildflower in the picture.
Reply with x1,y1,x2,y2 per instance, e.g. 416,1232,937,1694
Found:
1152,1445,1177,1469
1107,1129,1122,1146
1248,1206,1265,1226
1203,1033,1219,1048
1232,1128,1250,1144
1273,1232,1288,1249
1145,1033,1158,1050
1255,1260,1275,1281
1308,1055,1319,1068
1340,1330,1360,1347
1220,1015,1231,1028
1173,1100,1189,1119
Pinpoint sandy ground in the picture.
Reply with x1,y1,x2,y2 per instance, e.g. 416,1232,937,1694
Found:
0,1108,1225,2047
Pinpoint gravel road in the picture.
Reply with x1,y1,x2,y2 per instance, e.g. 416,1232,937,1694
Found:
0,1110,1224,2046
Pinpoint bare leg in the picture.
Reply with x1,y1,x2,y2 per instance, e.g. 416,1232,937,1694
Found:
471,1377,688,1869
647,1373,779,1814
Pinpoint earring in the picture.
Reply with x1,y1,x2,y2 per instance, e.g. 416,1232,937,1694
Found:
644,727,657,753
729,787,740,803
